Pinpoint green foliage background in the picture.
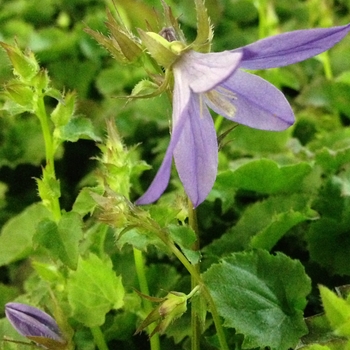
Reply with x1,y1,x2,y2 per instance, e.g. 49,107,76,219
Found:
1,0,350,349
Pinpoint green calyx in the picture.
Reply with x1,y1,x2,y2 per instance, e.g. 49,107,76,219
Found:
138,30,186,69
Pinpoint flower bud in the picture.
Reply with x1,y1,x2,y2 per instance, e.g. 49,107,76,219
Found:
5,302,67,349
105,9,143,63
135,287,199,336
5,83,34,108
0,42,39,82
85,9,142,65
32,68,50,91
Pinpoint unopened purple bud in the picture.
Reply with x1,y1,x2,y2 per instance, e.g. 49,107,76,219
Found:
159,27,177,42
5,303,65,344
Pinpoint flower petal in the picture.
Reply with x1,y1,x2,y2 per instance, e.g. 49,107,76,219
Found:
206,70,294,131
5,303,64,342
176,50,242,93
136,69,192,205
235,23,350,70
173,93,218,207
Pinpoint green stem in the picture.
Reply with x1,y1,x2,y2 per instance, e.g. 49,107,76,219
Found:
133,248,161,350
143,217,229,350
214,115,224,132
256,0,268,39
90,326,109,350
35,95,54,166
188,199,200,350
320,51,333,80
167,242,229,350
34,93,61,221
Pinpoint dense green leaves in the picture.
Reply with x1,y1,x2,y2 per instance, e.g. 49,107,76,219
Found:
1,0,350,349
203,250,311,350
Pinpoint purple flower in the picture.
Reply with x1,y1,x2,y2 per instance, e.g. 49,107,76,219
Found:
5,302,66,347
136,24,350,207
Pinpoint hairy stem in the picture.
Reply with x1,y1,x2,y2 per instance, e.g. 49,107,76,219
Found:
34,93,61,222
142,215,229,350
320,51,333,80
133,248,161,350
90,326,109,350
168,242,229,350
188,199,200,350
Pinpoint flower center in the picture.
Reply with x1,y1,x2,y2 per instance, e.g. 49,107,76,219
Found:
205,86,237,118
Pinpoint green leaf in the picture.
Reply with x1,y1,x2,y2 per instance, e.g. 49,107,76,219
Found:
204,194,315,256
203,250,311,350
67,254,124,327
207,170,237,212
299,312,345,348
168,224,201,265
72,186,104,216
50,91,76,127
320,285,350,337
0,203,52,267
0,283,20,310
116,227,168,253
55,117,101,143
250,210,314,251
296,78,350,117
229,159,312,194
0,115,46,167
33,211,82,270
228,125,291,154
301,345,332,350
307,216,350,276
316,147,350,174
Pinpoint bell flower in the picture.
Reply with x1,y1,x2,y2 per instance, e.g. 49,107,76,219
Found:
5,302,66,349
136,23,350,207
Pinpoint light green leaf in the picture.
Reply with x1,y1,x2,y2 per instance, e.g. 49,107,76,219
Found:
55,117,101,142
203,250,311,350
72,186,104,216
320,285,350,337
302,345,332,350
33,211,82,270
0,203,52,267
229,159,312,194
299,312,345,348
168,224,201,265
316,147,350,173
67,254,124,327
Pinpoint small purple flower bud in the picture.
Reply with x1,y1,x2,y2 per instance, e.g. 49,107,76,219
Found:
5,302,66,346
159,27,177,42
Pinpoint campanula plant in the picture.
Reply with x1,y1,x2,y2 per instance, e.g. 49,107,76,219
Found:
2,1,350,350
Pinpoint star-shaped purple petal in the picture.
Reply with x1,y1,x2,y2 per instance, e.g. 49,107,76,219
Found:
137,23,350,207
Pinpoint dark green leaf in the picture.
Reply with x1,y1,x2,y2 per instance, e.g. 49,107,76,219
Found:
203,250,311,350
0,203,52,267
204,194,315,256
55,117,101,142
